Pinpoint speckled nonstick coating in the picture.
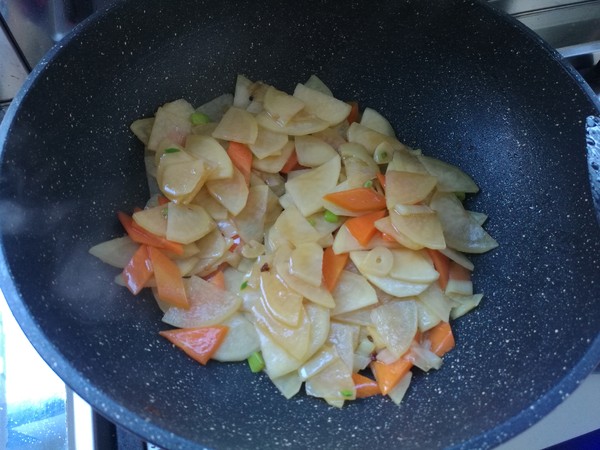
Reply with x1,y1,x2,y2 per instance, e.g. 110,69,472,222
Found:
1,0,599,448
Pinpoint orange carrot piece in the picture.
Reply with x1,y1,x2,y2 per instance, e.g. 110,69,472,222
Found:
426,249,450,291
227,141,253,185
322,247,349,292
205,269,226,290
118,211,184,255
347,101,360,124
352,372,381,398
371,358,413,395
157,195,170,206
344,209,388,246
159,326,229,365
122,245,153,295
376,172,386,191
280,149,300,174
425,322,455,357
147,246,189,309
449,260,471,282
322,188,386,213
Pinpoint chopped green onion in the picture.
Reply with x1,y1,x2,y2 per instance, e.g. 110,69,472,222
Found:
455,192,466,201
190,111,211,125
323,210,339,223
240,281,248,290
164,147,180,154
340,389,354,398
247,351,265,373
363,179,373,188
161,207,168,219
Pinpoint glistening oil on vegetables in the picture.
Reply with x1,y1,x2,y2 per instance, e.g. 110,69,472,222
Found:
89,74,498,407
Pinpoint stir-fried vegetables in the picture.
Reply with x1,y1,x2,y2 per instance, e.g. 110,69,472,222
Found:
89,74,498,407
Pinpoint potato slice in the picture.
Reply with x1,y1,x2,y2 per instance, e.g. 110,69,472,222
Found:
350,251,429,297
388,249,439,284
294,135,338,167
305,303,331,358
263,86,305,125
130,117,154,146
249,126,289,159
194,228,227,259
147,99,194,151
339,142,380,189
212,106,258,144
270,206,323,248
305,356,355,405
275,259,335,308
159,156,210,204
385,170,438,207
370,300,418,359
285,154,341,216
389,207,446,250
251,141,295,173
417,155,479,193
289,242,324,287
417,283,452,323
256,110,329,136
206,166,249,215
293,84,351,125
331,270,378,315
298,344,338,380
255,325,304,378
373,216,423,251
162,275,241,328
387,148,428,173
132,204,168,237
304,74,333,96
233,185,269,243
259,270,303,327
191,187,228,220
360,107,396,137
429,191,498,253
89,236,139,269
185,135,233,180
347,122,408,154
328,322,360,372
212,313,260,362
250,296,311,360
270,371,303,399
166,203,215,244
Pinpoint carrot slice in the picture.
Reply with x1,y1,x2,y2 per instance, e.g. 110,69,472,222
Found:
347,101,360,124
426,249,450,291
425,321,455,357
280,149,300,174
352,372,381,398
117,211,184,255
157,195,170,205
344,210,387,246
147,246,189,309
227,141,253,185
322,247,349,292
122,245,153,295
159,326,229,365
370,358,413,395
322,188,386,213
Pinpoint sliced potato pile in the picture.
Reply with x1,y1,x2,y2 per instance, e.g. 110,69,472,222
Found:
90,74,498,408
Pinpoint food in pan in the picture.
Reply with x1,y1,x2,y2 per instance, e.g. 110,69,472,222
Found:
89,75,498,407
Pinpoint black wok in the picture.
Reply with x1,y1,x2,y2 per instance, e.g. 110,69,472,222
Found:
1,0,599,448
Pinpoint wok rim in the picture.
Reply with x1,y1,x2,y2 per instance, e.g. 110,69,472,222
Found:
1,0,599,448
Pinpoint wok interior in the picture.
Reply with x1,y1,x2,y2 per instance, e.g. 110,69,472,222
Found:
1,0,600,448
